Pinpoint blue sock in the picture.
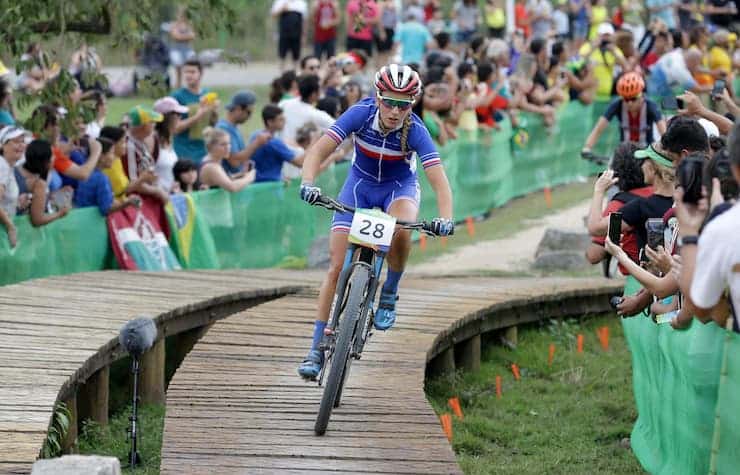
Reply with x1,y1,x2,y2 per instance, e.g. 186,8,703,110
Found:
310,320,327,352
382,269,404,295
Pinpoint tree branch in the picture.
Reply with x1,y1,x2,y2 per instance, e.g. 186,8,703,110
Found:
32,7,111,35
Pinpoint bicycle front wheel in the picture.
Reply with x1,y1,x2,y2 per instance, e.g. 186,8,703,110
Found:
314,265,371,436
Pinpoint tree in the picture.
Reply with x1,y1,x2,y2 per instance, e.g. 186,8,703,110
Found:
0,0,237,134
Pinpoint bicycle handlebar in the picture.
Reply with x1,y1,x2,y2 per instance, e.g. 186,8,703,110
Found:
581,150,610,166
313,195,443,235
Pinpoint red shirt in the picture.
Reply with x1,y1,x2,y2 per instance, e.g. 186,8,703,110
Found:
314,0,338,42
346,0,379,41
515,4,531,38
592,186,654,274
627,110,641,142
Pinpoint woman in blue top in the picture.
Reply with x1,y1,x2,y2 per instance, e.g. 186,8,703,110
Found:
298,64,454,379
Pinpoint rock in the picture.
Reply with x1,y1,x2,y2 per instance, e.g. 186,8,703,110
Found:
532,251,588,271
307,235,331,269
32,455,121,475
535,228,591,258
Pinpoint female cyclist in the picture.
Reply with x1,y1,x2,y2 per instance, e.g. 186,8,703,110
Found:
297,64,454,379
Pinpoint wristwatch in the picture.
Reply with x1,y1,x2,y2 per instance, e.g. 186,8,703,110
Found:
678,235,699,247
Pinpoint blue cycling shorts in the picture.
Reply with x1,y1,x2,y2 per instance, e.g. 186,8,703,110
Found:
331,169,420,234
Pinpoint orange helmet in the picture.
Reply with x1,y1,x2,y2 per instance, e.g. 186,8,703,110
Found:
616,72,645,99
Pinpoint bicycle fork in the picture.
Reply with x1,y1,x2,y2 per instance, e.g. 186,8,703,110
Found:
317,245,385,386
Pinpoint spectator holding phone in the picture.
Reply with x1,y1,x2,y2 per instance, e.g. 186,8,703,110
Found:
582,72,665,157
579,23,629,101
676,121,740,331
586,142,653,271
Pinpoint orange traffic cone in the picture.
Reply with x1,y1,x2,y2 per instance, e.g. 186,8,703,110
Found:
448,397,464,420
439,413,453,441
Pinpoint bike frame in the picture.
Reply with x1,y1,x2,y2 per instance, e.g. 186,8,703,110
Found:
318,243,385,386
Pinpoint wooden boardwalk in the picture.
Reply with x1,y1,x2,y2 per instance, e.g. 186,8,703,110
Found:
160,276,619,474
0,269,318,475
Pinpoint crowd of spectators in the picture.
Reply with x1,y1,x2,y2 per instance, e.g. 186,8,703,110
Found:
0,0,739,303
584,93,739,334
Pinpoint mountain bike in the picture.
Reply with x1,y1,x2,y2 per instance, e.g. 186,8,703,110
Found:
311,195,444,436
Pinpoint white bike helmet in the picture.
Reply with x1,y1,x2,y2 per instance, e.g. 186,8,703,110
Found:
374,64,422,98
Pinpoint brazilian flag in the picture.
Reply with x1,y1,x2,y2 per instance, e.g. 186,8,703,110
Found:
165,193,220,269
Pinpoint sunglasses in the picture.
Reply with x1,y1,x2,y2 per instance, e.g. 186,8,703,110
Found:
624,95,642,103
377,95,414,111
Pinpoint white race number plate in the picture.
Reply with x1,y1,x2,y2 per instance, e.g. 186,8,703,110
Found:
348,208,397,248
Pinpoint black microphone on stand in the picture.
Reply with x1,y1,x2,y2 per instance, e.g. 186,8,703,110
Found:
118,317,157,469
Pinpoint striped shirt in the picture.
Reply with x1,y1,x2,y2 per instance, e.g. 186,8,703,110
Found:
325,97,441,182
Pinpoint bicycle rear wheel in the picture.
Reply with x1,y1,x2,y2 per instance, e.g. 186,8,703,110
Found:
314,265,370,436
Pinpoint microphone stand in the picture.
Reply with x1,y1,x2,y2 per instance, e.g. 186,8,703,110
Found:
127,355,142,468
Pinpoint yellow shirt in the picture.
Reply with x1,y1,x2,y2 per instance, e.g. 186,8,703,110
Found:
589,6,608,40
708,46,732,76
579,43,623,99
103,158,130,199
485,8,506,29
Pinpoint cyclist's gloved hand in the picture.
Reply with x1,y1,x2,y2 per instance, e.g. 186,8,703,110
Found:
580,149,593,159
430,218,455,236
300,182,322,205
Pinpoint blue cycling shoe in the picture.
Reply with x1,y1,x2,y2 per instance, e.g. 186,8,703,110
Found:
374,292,399,331
298,349,324,380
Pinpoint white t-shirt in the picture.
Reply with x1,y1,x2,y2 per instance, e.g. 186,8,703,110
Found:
86,120,103,139
271,0,308,16
691,202,740,317
278,97,335,144
553,10,569,35
654,49,695,91
156,145,178,192
0,156,19,219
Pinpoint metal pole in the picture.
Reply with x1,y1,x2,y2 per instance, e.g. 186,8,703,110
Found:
129,356,141,468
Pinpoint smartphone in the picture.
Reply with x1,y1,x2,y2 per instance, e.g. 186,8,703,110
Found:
608,212,622,244
711,79,726,100
654,310,678,324
660,96,684,110
646,218,665,250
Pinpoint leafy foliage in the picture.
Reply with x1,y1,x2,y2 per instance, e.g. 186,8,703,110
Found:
0,0,236,135
78,404,165,475
41,401,71,458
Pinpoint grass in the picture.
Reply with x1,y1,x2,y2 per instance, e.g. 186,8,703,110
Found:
425,315,644,475
408,179,596,266
78,404,165,474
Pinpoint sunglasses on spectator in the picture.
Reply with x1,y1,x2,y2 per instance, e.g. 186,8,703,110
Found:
377,95,414,111
623,95,642,103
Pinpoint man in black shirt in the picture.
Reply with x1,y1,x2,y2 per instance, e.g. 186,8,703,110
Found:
707,0,737,28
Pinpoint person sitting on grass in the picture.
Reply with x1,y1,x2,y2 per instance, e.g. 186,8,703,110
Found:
73,136,141,215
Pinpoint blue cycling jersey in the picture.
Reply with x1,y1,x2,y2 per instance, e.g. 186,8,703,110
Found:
325,97,441,182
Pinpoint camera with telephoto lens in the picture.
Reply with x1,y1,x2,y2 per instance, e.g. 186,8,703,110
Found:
677,154,705,204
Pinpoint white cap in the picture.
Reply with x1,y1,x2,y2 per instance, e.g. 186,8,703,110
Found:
597,23,615,36
0,126,30,145
698,117,720,138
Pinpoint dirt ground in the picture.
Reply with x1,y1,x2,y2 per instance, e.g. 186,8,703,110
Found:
411,200,591,274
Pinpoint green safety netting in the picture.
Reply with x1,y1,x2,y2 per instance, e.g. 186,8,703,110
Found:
621,275,739,474
0,98,611,282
